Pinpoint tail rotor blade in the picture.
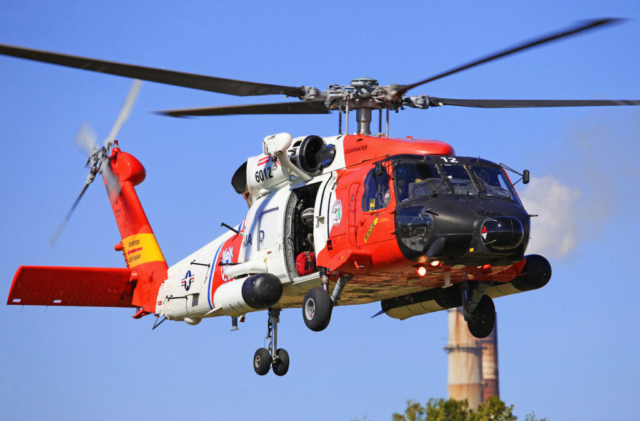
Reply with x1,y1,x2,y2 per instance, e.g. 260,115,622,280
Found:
73,122,99,156
100,158,122,198
103,79,142,151
50,175,94,246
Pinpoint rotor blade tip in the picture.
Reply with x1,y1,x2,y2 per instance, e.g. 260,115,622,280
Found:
154,110,189,118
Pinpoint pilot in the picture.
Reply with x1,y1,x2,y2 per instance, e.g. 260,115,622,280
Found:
396,165,421,201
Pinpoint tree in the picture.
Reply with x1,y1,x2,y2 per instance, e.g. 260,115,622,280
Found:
393,398,471,421
393,396,544,421
525,412,548,421
469,396,516,421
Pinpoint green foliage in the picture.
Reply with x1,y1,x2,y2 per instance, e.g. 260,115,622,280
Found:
525,412,548,421
392,396,543,421
470,396,516,421
426,398,471,421
392,398,471,421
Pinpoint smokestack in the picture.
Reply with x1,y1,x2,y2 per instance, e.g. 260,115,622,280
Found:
445,307,484,409
445,307,500,408
481,318,499,400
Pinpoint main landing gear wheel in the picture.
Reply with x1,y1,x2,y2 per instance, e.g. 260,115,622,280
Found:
272,348,290,377
302,287,333,332
467,295,496,339
254,348,271,376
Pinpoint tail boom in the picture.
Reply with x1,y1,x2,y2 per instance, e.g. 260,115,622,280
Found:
108,148,168,314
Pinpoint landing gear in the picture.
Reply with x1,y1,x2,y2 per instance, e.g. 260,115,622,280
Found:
302,287,333,332
466,295,496,338
462,282,496,339
253,308,290,376
253,348,271,376
272,348,289,376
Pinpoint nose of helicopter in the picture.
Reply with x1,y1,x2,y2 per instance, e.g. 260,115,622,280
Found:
480,216,524,251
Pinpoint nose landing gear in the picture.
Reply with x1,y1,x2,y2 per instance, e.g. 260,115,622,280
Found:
253,308,290,376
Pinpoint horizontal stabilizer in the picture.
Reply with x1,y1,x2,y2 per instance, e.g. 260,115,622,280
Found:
7,266,135,308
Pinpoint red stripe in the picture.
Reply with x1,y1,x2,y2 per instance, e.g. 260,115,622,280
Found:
128,247,143,255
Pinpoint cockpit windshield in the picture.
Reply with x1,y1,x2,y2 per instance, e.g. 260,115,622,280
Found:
440,164,478,196
395,162,450,202
394,158,521,204
469,165,520,202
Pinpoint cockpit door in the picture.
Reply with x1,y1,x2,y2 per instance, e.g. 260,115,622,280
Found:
357,162,396,246
348,182,362,246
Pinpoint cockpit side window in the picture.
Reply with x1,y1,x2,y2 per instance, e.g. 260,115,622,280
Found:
362,167,391,212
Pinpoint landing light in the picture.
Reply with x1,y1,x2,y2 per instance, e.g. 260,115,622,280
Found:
430,260,441,267
417,266,427,277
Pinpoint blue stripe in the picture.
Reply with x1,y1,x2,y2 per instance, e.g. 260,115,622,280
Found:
208,243,223,309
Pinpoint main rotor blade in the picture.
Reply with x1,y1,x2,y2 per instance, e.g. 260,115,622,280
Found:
103,79,142,151
395,18,624,97
50,178,93,246
0,43,305,98
429,97,640,108
158,100,330,117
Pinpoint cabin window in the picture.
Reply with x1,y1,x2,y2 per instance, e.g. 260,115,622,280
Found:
362,168,391,212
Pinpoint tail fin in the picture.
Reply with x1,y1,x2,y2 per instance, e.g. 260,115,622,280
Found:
107,145,168,314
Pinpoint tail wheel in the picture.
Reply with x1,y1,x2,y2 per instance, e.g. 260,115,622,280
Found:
272,348,290,376
467,295,496,339
253,348,271,376
302,287,333,332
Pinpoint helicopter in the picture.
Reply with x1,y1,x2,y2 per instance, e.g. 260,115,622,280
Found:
4,18,639,377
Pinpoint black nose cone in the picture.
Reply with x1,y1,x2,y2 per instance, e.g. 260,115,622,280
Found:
481,216,524,250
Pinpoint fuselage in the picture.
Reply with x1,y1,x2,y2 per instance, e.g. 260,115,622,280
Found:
157,133,531,323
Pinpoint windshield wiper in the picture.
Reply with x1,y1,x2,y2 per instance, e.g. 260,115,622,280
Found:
477,177,509,198
429,178,447,198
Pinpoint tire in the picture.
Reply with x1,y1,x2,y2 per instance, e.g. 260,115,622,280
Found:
467,295,496,339
253,348,271,376
302,287,333,332
272,348,290,377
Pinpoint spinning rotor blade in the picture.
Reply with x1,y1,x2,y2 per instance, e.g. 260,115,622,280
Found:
73,122,99,155
103,79,142,151
395,18,623,97
429,97,640,108
158,100,330,117
50,157,121,247
52,80,134,246
100,160,122,197
0,43,304,97
50,177,93,246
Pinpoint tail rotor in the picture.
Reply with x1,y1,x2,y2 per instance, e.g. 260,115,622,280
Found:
50,80,142,246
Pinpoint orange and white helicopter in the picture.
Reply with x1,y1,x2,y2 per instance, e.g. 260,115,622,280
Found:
4,18,639,376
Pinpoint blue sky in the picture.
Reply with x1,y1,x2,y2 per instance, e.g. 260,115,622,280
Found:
1,1,638,420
